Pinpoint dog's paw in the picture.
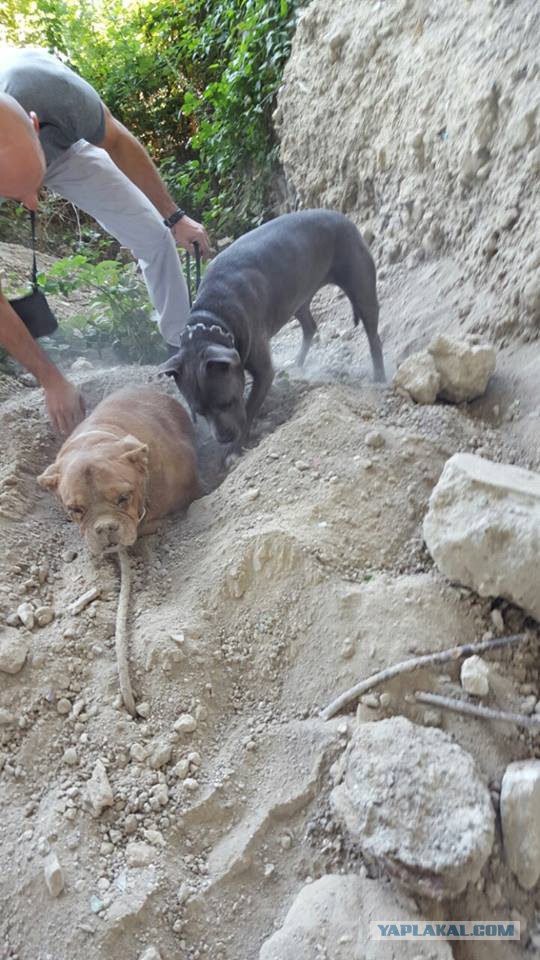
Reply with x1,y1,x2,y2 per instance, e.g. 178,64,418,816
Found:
223,450,242,471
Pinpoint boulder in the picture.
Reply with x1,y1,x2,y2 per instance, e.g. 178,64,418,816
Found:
259,874,453,959
0,628,29,674
393,350,441,404
427,335,496,403
331,717,494,899
423,453,540,620
501,761,540,889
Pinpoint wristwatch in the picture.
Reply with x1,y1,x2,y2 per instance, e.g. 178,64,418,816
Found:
163,208,186,229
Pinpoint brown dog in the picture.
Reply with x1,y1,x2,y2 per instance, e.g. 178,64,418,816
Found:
38,386,199,555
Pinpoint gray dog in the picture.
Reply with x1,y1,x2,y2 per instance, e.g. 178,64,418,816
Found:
161,209,385,445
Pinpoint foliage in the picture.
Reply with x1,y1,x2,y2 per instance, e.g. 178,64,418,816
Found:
1,0,303,236
38,255,167,364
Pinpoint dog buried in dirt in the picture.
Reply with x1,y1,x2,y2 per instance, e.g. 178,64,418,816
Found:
160,209,385,447
38,386,199,555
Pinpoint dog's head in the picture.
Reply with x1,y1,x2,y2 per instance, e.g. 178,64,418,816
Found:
161,342,246,445
38,435,149,555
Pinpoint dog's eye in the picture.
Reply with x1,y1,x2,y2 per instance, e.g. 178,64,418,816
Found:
68,505,85,519
217,399,234,411
116,493,130,506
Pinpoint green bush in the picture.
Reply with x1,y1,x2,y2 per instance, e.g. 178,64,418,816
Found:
38,255,167,364
1,0,304,237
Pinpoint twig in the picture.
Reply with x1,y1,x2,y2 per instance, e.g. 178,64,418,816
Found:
115,547,136,717
415,691,540,730
320,633,531,721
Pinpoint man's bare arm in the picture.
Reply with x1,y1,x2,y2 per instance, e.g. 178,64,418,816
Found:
98,108,211,258
0,291,84,434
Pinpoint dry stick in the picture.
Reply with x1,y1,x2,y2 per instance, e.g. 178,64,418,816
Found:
320,633,531,721
415,691,540,730
115,547,136,717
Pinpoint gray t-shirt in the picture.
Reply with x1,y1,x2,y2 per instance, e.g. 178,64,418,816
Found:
0,47,105,166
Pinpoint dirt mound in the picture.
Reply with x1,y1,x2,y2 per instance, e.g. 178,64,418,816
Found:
276,0,540,340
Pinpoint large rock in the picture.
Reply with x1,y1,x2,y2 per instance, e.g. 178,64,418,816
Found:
393,350,441,404
423,453,540,620
427,336,496,403
501,761,540,890
0,628,29,674
259,874,453,959
331,717,494,899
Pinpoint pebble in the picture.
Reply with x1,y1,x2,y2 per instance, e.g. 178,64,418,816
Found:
173,758,190,780
365,431,385,449
0,630,29,675
174,714,197,735
521,695,537,716
139,949,162,960
130,743,147,763
56,698,72,716
85,760,114,818
295,460,310,471
90,895,104,913
340,638,354,659
244,488,260,501
280,834,292,851
63,747,79,766
461,656,490,697
136,701,150,719
149,740,172,770
184,778,199,792
126,841,155,867
44,853,64,897
490,608,504,633
35,606,55,627
62,550,77,563
360,693,380,709
125,814,138,834
16,602,35,629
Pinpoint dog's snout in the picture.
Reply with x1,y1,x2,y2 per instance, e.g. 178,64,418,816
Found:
94,516,121,545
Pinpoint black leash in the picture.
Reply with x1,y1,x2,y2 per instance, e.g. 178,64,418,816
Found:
30,210,39,292
185,241,202,308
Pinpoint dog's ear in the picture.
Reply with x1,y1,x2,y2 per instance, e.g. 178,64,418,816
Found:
38,462,61,491
116,435,149,472
203,344,241,374
159,349,185,381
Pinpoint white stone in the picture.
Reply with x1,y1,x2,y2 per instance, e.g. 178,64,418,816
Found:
86,760,114,818
331,717,494,898
139,949,161,960
259,874,453,959
126,841,155,868
393,350,441,404
35,606,55,627
71,357,94,371
424,453,540,620
16,602,35,629
365,430,385,449
173,713,197,735
44,853,64,897
461,655,490,697
501,761,540,890
148,739,172,770
0,629,29,674
427,335,496,403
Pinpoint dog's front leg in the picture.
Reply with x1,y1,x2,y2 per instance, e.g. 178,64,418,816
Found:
245,344,274,436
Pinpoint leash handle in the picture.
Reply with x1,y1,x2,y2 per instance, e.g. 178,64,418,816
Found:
185,240,202,309
30,210,39,292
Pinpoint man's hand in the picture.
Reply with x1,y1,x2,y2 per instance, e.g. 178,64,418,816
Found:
44,375,86,435
172,215,211,260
